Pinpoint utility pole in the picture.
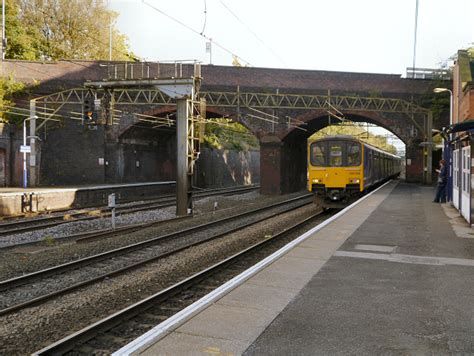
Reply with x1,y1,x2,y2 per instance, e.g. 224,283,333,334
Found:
82,61,203,216
176,98,191,216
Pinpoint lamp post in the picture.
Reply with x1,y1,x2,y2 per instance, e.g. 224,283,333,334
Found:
22,116,36,188
433,87,454,201
433,87,453,127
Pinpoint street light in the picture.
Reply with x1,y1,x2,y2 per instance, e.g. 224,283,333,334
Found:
433,87,453,127
22,116,37,188
433,87,454,202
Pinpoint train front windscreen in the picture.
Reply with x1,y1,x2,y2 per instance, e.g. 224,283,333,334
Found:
310,141,361,167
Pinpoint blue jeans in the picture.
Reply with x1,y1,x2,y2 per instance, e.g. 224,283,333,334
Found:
434,184,446,203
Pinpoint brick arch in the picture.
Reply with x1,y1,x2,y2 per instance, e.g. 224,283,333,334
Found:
260,109,425,194
282,109,416,145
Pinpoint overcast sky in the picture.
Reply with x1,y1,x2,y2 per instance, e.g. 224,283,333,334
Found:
109,0,473,74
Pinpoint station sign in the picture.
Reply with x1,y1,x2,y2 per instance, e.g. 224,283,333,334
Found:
20,145,31,153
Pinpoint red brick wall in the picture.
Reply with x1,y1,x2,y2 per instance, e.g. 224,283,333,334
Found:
1,60,436,97
459,88,474,121
260,140,282,195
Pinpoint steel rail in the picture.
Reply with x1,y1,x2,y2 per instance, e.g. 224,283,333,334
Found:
0,194,311,292
0,186,258,237
0,199,312,316
32,210,324,355
0,215,193,252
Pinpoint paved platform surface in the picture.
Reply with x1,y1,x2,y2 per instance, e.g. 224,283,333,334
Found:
125,181,474,355
0,181,175,195
0,181,175,216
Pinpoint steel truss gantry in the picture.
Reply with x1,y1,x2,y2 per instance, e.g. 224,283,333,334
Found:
32,87,429,133
29,87,433,185
28,72,205,214
33,87,428,113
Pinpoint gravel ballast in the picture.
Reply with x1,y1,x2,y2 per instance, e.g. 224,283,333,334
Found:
0,190,318,354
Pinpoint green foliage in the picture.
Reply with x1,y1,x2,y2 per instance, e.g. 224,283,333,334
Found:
468,46,474,58
309,123,398,154
433,133,443,145
416,76,451,124
3,0,36,59
2,0,135,61
0,76,26,123
42,235,56,246
203,118,259,151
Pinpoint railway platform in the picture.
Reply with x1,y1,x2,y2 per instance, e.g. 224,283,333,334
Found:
116,180,474,355
0,181,175,216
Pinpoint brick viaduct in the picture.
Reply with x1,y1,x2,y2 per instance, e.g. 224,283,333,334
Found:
1,60,447,193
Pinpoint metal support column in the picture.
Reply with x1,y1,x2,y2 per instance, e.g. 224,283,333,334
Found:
176,98,192,216
104,89,115,126
29,100,37,187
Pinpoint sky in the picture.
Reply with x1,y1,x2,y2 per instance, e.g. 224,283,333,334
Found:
107,0,473,154
108,0,473,74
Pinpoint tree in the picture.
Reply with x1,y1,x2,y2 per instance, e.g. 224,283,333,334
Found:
2,0,135,61
203,118,259,151
2,0,36,59
0,76,25,123
309,122,398,154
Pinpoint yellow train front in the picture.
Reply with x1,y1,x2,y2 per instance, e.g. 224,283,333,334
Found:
307,135,401,208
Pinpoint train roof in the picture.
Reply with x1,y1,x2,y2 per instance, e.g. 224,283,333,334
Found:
311,135,359,142
309,135,401,159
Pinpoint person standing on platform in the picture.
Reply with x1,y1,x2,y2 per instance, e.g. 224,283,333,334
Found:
433,159,447,203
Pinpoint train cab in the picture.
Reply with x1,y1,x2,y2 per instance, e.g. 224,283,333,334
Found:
308,135,401,208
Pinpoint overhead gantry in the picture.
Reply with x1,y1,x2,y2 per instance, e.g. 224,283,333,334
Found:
26,62,434,201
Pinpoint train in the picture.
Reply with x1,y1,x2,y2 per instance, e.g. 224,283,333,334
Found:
307,135,401,208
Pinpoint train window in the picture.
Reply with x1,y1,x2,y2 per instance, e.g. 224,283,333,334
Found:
329,144,343,166
310,142,326,166
347,143,361,166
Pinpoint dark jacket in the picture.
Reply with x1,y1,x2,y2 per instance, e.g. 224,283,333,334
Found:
438,165,447,186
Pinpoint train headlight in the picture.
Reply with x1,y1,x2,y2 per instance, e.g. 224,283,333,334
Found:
312,178,320,183
350,178,360,184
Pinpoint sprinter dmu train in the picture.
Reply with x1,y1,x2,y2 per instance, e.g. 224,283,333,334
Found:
308,135,401,208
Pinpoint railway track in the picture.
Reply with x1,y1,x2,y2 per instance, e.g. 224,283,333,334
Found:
0,215,193,251
33,206,330,355
0,194,311,317
33,207,330,355
0,185,258,238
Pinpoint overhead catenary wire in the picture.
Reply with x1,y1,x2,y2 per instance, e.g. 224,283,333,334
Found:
3,109,256,139
412,0,419,73
141,0,251,66
3,0,370,136
200,0,207,35
219,0,287,67
246,113,278,124
245,106,279,121
3,0,288,102
2,104,260,141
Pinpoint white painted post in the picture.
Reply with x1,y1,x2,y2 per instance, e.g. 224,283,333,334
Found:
108,193,116,229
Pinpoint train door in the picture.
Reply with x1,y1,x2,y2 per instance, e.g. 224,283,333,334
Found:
461,146,470,223
453,149,460,210
363,147,371,189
